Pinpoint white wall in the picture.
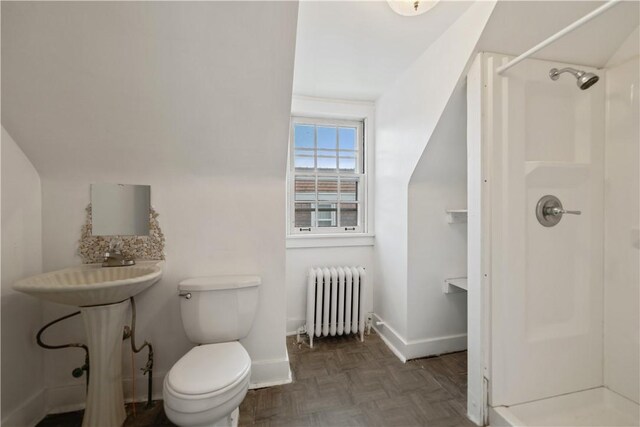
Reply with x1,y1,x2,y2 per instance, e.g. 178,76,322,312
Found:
1,127,46,426
603,27,639,404
407,83,468,344
1,1,298,412
373,0,495,359
286,97,375,335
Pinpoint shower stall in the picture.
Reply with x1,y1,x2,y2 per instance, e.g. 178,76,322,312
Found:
466,48,639,426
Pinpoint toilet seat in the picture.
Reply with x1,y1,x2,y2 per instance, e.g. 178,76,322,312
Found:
163,342,251,421
166,342,251,396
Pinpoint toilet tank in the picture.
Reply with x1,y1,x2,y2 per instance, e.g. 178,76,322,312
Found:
178,275,260,344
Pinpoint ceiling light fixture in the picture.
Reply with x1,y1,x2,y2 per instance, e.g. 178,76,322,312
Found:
387,0,439,16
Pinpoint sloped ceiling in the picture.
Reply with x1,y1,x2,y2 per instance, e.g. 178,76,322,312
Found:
479,0,639,68
1,1,298,179
293,0,474,101
294,1,638,102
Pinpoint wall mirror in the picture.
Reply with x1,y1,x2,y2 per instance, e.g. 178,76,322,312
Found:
91,183,150,236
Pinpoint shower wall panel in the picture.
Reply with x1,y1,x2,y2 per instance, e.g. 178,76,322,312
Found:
482,53,605,406
604,55,639,404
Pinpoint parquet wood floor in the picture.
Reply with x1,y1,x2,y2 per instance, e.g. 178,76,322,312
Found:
36,332,473,427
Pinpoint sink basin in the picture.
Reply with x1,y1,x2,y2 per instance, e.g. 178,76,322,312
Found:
13,260,163,307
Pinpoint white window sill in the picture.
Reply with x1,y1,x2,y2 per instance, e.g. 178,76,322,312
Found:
286,233,375,249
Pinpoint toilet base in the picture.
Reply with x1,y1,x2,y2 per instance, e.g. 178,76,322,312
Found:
218,407,239,427
189,407,239,427
230,407,239,427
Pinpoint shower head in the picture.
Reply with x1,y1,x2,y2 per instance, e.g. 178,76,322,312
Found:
549,67,599,90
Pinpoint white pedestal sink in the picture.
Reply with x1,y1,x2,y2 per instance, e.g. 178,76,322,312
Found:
13,260,163,427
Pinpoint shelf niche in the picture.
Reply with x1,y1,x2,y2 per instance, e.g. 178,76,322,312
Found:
443,277,468,294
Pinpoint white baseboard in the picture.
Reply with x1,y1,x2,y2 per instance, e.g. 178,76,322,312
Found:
249,355,292,389
45,382,87,414
1,388,47,427
372,317,408,362
45,372,166,415
372,313,467,362
286,318,305,336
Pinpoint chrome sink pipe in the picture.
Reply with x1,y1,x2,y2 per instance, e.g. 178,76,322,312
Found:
126,296,154,409
36,311,90,391
35,297,155,409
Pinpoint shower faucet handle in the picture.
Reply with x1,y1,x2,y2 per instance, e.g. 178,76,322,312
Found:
546,206,581,216
536,195,582,227
563,209,581,215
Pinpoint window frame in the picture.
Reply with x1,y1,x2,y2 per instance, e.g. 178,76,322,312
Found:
288,116,366,235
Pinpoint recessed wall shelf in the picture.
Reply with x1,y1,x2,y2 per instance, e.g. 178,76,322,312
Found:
446,209,468,224
443,277,468,294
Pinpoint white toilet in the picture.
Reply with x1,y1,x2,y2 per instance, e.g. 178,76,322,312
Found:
163,275,260,427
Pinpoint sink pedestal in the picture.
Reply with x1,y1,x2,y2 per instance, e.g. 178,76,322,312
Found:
80,299,130,427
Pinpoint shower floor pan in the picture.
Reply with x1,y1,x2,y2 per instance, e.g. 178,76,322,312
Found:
490,387,639,426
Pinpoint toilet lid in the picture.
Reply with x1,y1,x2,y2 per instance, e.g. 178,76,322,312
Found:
167,342,251,396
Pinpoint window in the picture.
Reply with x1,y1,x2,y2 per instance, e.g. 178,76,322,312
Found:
288,117,365,234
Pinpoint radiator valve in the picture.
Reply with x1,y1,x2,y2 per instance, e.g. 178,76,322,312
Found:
366,313,374,335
